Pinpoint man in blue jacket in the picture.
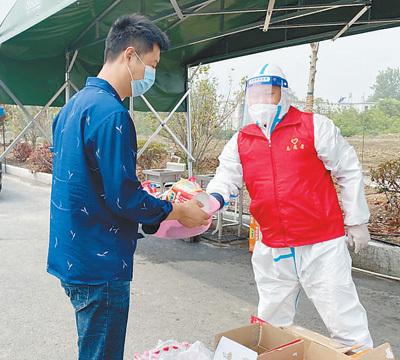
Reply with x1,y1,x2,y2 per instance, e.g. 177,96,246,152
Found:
47,14,209,360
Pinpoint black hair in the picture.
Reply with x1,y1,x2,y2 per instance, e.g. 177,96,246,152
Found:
104,14,170,63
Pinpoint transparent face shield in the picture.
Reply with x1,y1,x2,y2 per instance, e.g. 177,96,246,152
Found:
241,75,291,132
245,84,282,107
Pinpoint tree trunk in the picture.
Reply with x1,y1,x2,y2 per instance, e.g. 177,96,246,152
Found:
305,42,319,112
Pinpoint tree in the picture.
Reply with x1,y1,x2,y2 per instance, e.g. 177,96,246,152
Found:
305,42,320,112
331,107,363,136
370,67,400,101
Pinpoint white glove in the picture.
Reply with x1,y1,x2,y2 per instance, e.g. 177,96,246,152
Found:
346,224,371,254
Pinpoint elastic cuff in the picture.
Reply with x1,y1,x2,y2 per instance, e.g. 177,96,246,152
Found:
210,193,225,210
160,200,173,221
142,223,160,234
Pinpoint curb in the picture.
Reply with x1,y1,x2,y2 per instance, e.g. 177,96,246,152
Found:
2,164,52,185
350,240,400,279
222,211,400,279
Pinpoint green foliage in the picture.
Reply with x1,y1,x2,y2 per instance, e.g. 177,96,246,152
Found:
28,143,53,173
370,158,400,222
136,139,169,171
133,112,158,137
325,68,400,136
330,99,400,136
370,67,400,101
12,142,33,162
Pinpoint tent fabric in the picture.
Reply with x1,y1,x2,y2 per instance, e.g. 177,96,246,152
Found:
0,0,399,111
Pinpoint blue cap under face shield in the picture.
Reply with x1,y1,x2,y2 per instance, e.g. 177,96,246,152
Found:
242,64,292,139
246,75,288,89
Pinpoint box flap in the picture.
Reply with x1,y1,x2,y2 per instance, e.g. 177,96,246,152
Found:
286,325,350,352
215,324,260,352
259,323,300,350
355,344,395,360
259,339,304,360
214,336,258,360
304,341,349,360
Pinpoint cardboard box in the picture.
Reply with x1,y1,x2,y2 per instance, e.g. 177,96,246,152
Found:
284,325,395,360
215,323,395,360
215,323,304,359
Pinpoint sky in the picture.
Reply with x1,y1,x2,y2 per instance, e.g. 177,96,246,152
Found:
208,26,400,103
0,0,16,26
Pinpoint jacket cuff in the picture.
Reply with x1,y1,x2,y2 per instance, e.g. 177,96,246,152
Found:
210,193,225,210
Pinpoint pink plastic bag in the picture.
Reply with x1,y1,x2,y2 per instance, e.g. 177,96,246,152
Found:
153,195,220,239
133,340,213,360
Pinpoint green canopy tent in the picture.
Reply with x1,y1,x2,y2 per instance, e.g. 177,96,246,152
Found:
1,0,400,173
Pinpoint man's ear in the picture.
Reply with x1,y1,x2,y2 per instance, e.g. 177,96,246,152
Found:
123,46,136,62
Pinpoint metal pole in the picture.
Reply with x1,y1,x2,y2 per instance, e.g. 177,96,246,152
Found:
238,186,244,237
332,5,371,41
0,120,34,162
70,81,80,93
129,96,134,119
0,80,52,142
138,92,194,161
263,0,276,32
1,117,5,153
0,82,67,161
186,69,193,177
1,118,5,169
361,112,366,166
137,64,200,162
65,52,71,103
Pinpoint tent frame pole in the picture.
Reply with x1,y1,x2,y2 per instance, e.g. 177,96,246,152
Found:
263,0,276,32
0,82,67,162
332,4,371,40
65,49,79,103
137,64,201,172
168,0,369,51
0,46,79,162
137,90,195,161
169,0,184,20
185,68,193,178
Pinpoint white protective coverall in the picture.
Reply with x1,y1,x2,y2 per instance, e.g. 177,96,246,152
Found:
207,63,373,349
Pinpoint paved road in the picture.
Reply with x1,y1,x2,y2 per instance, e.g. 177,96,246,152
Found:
0,174,399,359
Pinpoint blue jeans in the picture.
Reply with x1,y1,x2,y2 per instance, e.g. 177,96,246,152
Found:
61,280,130,360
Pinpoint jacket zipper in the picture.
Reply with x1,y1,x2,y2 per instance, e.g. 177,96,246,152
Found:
267,135,286,243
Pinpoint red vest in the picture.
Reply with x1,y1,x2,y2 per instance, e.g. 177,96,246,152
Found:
238,106,345,248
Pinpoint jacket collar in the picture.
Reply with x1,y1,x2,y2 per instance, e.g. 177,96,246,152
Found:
85,77,123,103
240,106,302,138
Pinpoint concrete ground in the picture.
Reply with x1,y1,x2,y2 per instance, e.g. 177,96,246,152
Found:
0,174,399,360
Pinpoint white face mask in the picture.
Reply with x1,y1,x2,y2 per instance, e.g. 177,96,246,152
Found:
248,103,277,125
248,103,282,139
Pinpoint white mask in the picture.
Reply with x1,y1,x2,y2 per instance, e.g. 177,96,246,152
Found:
248,103,282,138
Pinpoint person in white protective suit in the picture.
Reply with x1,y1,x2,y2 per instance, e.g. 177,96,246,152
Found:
206,63,373,349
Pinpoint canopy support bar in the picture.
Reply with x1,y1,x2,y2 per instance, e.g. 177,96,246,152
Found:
68,0,123,51
137,90,194,161
137,64,202,169
165,0,219,32
65,49,79,103
0,81,67,162
182,2,367,16
332,5,371,40
169,1,369,51
169,0,184,20
263,0,276,32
